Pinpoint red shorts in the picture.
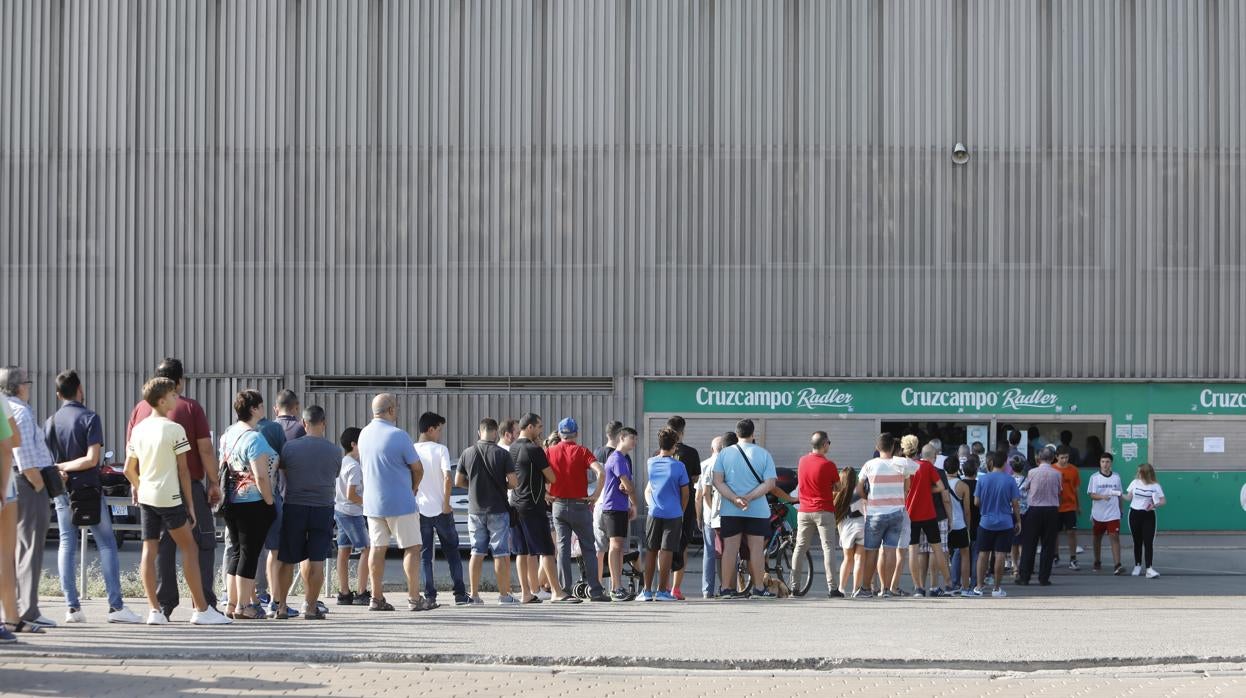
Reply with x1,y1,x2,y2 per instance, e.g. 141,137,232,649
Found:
1092,519,1121,535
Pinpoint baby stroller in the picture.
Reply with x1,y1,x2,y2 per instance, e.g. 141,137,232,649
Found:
570,533,644,599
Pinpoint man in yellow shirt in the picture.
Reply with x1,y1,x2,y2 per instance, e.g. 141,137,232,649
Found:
125,378,231,626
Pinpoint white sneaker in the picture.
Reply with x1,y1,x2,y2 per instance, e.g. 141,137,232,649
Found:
108,607,143,624
1145,567,1161,579
190,607,233,626
146,609,170,625
65,609,87,624
31,615,58,628
535,590,552,601
1131,565,1143,576
991,588,1007,598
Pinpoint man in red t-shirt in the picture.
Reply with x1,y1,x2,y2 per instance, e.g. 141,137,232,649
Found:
905,441,952,597
792,431,842,597
125,358,220,617
544,418,608,601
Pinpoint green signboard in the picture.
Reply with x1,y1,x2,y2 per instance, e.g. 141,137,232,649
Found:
644,380,1246,531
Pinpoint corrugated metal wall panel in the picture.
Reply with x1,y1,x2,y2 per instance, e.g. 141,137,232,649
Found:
2,0,1244,455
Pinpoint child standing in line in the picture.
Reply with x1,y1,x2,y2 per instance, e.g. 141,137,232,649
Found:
1124,463,1166,578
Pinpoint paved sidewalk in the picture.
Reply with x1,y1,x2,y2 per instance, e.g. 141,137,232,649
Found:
5,659,1246,697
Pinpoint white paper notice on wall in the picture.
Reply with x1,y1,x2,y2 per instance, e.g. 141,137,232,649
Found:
1122,443,1139,461
1115,424,1132,439
1132,424,1148,440
1204,437,1226,454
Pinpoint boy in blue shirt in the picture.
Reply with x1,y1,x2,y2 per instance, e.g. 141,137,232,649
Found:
637,427,690,602
972,452,1022,598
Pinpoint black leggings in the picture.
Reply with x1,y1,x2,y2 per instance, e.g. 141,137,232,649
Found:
1129,509,1157,568
223,501,276,579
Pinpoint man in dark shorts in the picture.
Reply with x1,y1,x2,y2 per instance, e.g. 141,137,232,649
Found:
972,452,1022,598
600,427,637,600
509,413,579,604
637,428,690,602
273,406,342,620
665,416,701,601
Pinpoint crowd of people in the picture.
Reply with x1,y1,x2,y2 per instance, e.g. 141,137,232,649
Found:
0,358,1171,643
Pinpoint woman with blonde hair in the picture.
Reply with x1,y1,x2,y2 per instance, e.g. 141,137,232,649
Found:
1123,463,1165,578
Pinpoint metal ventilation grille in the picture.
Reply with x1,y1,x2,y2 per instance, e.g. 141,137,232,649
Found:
306,376,615,394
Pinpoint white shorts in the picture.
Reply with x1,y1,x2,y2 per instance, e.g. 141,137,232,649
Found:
367,513,422,549
838,517,864,549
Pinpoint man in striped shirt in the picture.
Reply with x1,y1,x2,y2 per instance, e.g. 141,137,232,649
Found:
1018,446,1063,586
854,433,910,598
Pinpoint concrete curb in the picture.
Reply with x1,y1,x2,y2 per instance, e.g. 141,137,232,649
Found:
8,648,1246,674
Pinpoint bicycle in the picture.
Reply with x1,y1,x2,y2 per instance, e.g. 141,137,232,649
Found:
734,501,814,596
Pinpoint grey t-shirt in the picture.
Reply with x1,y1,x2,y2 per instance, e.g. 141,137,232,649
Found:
280,435,343,507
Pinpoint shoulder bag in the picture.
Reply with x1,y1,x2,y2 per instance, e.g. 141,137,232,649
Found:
216,428,252,517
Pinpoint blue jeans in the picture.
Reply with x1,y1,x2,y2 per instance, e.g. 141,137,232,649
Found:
552,500,603,597
420,513,467,600
701,520,717,598
864,509,906,550
55,493,124,610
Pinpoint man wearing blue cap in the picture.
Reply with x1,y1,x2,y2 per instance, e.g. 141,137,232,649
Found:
545,418,610,601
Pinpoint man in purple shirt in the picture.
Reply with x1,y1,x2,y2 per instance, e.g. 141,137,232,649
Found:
600,428,638,601
1018,447,1063,585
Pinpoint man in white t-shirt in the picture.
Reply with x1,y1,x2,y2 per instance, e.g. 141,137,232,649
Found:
414,412,470,606
855,433,910,598
1087,452,1124,575
695,434,727,598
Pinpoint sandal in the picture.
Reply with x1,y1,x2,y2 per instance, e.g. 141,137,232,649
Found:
235,605,264,620
4,620,44,634
369,597,395,612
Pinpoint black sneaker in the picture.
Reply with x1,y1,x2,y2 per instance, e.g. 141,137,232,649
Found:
828,590,845,599
454,595,474,606
1113,565,1124,576
354,592,372,607
336,591,355,606
588,592,612,602
718,588,744,600
751,588,778,599
611,588,634,602
370,597,395,611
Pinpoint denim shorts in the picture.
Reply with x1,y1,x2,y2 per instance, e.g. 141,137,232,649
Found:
864,509,906,550
335,511,369,549
468,512,512,556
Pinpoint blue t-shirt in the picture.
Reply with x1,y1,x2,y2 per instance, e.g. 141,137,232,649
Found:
601,451,633,513
357,418,421,518
713,442,777,519
976,471,1021,531
646,455,690,519
219,422,280,504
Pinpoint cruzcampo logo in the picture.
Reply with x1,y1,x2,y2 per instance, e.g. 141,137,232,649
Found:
899,386,1066,412
695,385,854,412
1199,388,1246,409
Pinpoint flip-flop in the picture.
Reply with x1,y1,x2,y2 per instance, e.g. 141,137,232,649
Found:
521,596,543,604
551,596,583,604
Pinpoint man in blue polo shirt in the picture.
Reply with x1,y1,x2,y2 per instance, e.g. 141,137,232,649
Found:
712,419,777,599
358,393,429,612
46,370,142,624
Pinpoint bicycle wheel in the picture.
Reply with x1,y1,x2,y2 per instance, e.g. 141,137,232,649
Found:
788,549,814,596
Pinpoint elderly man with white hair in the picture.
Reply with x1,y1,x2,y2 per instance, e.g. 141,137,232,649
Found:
695,434,726,598
357,393,430,612
2,366,57,628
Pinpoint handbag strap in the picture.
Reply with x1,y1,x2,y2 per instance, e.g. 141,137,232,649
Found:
735,444,765,485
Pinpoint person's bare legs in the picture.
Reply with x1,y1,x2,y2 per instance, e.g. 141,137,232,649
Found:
642,550,658,591
0,505,21,622
1068,528,1078,563
369,545,387,601
516,555,533,600
1109,532,1121,569
140,539,160,611
356,547,370,594
658,550,675,592
880,547,898,592
992,550,1006,591
403,545,421,601
469,554,485,597
838,546,854,594
718,534,742,591
539,555,565,598
745,535,765,591
336,546,353,593
273,562,296,614
931,546,952,591
167,523,208,611
888,547,904,592
908,545,925,591
493,554,512,597
608,538,626,591
303,561,325,610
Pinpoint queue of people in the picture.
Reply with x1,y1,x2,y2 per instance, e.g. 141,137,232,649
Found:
0,360,1174,644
